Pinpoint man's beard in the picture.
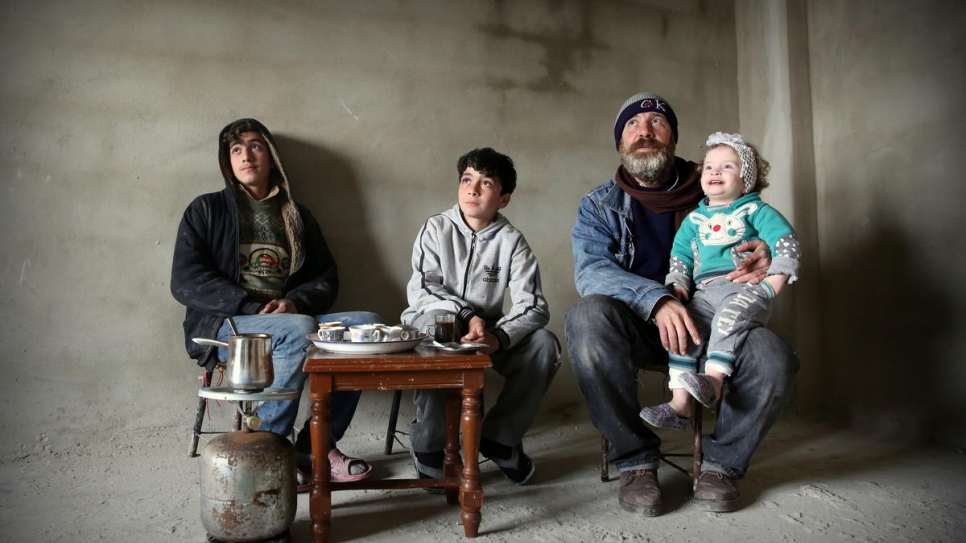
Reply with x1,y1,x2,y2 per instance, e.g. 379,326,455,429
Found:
619,139,675,186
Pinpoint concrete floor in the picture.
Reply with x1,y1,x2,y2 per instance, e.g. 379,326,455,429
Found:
2,394,964,543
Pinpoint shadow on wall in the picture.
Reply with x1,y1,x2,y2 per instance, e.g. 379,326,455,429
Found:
820,203,951,443
477,0,607,94
274,136,403,321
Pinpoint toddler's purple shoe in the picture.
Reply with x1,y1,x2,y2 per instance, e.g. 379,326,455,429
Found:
639,403,688,431
680,372,718,408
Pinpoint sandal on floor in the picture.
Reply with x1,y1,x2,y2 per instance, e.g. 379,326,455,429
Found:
294,449,373,492
296,468,312,493
328,448,372,483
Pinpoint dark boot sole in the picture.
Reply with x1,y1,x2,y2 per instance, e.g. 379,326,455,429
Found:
619,499,662,516
692,497,738,512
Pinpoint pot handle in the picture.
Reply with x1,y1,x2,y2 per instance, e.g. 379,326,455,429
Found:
192,338,229,349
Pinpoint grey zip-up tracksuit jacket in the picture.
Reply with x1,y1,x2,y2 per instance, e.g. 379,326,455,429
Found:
401,205,550,350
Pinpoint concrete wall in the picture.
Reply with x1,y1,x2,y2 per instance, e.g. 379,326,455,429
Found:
733,0,966,446
805,0,966,444
4,0,961,459
734,0,821,414
0,0,739,449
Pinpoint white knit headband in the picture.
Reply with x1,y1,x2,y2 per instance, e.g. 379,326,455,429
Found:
706,132,757,193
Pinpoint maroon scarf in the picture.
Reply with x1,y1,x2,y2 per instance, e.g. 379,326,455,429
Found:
615,158,703,229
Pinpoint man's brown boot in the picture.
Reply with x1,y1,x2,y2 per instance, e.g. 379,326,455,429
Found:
693,471,739,512
618,469,662,516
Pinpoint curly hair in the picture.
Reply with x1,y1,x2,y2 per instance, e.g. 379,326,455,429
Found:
457,147,517,195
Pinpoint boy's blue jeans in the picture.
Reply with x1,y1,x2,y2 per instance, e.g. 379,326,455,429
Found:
216,311,382,449
565,294,798,478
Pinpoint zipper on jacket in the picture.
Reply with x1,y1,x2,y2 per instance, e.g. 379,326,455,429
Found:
461,234,477,299
230,190,242,282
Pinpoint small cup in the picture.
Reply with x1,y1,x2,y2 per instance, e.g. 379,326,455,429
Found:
317,322,345,342
378,325,405,341
433,314,457,344
349,324,382,343
398,325,420,341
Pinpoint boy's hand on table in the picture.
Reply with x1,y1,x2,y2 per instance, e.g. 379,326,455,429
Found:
462,316,499,355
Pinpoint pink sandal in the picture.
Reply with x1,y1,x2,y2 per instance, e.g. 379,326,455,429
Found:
295,448,373,493
327,448,372,483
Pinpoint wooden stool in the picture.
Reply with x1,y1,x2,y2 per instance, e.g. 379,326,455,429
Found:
304,346,491,543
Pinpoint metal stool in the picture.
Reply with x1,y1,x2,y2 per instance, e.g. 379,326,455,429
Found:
384,390,407,454
599,366,706,490
189,362,241,457
600,401,703,488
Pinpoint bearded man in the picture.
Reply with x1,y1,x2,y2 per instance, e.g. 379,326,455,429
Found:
564,93,799,516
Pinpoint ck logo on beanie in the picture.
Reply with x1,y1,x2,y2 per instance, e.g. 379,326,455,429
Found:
640,98,668,114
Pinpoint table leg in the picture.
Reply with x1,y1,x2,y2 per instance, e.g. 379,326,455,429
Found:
459,375,484,538
443,391,462,505
309,375,333,543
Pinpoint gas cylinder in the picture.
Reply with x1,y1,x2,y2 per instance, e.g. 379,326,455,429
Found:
200,427,296,542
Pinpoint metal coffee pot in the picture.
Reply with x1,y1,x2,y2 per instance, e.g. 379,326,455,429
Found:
193,333,275,392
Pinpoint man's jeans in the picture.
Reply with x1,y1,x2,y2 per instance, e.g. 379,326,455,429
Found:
216,311,382,450
565,294,798,478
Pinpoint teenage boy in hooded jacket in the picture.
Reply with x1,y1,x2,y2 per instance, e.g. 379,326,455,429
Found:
171,118,377,485
401,147,560,486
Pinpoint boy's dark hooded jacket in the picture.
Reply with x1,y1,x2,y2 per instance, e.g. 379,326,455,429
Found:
171,119,339,370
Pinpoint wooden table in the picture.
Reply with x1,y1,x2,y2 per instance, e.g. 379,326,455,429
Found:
303,345,492,543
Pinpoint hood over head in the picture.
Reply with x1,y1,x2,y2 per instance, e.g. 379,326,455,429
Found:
218,118,290,193
217,118,304,273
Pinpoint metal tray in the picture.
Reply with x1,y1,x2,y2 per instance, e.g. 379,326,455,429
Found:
306,334,429,354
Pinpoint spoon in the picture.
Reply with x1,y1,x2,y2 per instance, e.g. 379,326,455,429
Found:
227,316,240,336
433,341,489,350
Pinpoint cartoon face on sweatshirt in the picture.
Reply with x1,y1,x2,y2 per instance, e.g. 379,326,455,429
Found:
690,202,757,246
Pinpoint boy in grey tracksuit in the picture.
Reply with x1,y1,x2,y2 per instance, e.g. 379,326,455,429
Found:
401,147,560,485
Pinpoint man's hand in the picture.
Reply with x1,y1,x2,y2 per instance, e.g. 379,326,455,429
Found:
725,239,770,284
672,284,690,302
461,316,499,355
652,296,701,356
259,299,298,314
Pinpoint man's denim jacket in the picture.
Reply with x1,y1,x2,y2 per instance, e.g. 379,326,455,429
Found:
571,178,675,322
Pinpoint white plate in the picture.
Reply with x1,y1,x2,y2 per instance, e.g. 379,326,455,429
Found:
307,334,429,354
